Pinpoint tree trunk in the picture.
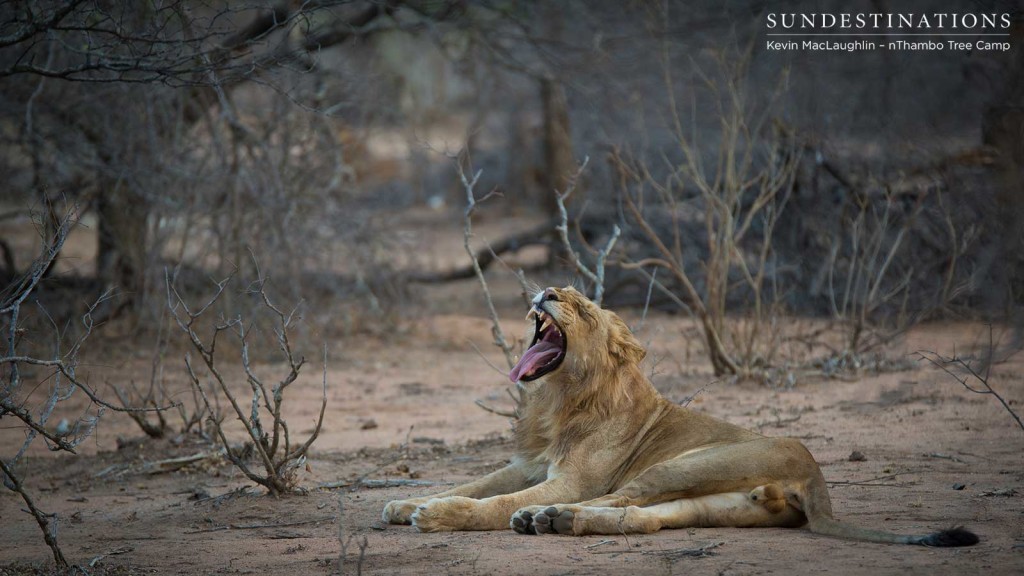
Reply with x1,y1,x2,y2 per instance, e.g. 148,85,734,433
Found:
505,101,537,212
541,77,577,205
981,18,1024,309
96,183,148,314
541,77,579,267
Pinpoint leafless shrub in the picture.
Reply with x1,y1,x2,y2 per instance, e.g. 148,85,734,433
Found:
791,155,985,373
823,188,923,357
612,44,800,379
1,206,171,568
1,0,418,337
165,258,328,496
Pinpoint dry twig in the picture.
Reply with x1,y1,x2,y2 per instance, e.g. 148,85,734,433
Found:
454,156,516,371
338,493,368,576
917,328,1023,433
451,152,526,417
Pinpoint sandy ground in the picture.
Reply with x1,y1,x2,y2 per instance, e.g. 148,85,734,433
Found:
2,213,1023,575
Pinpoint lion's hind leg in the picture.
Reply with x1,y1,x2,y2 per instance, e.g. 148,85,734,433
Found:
517,485,804,536
654,486,804,530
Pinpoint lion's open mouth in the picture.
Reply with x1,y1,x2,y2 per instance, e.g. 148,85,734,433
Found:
509,305,566,382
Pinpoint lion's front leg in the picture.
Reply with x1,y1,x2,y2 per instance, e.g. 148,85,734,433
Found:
383,461,535,525
411,496,492,532
411,477,583,532
382,497,431,525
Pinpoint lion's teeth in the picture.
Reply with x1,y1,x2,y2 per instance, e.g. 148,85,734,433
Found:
540,317,553,333
526,309,537,321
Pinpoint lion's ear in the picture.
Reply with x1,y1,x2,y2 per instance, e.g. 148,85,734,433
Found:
605,310,647,365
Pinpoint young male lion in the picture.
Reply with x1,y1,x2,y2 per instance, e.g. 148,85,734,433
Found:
383,286,978,546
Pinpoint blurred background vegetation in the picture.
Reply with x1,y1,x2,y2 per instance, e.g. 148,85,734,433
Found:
1,0,1022,354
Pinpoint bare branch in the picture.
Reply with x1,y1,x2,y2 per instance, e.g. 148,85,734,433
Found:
917,328,1023,433
474,398,517,419
455,156,516,372
553,156,620,307
0,458,67,567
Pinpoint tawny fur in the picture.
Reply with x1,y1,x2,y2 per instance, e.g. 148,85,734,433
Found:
382,287,978,547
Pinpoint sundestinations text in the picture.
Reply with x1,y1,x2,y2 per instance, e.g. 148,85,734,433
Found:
766,13,1011,30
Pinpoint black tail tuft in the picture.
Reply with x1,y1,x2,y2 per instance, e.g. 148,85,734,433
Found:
915,527,980,547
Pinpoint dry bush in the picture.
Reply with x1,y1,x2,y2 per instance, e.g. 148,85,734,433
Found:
823,188,921,357
1,207,171,568
337,493,369,576
785,148,990,371
0,1,414,340
165,259,327,496
610,43,800,379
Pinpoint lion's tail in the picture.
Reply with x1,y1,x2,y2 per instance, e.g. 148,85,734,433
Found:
798,479,979,547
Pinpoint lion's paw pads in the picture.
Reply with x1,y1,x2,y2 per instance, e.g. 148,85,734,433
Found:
531,506,575,535
511,508,538,534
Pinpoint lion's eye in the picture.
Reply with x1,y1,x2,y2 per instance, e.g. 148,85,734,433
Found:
542,289,560,303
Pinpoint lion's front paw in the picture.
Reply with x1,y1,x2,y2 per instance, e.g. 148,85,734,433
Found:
411,496,479,532
512,505,576,535
382,499,420,524
510,506,543,535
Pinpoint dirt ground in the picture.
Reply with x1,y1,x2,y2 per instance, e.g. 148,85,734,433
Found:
2,213,1023,575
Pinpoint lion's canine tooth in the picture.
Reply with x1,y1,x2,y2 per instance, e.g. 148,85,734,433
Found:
526,308,537,321
540,317,553,333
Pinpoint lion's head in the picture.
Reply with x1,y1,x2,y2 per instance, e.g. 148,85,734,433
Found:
509,286,646,383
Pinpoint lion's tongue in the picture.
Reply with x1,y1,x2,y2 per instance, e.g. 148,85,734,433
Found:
509,341,561,382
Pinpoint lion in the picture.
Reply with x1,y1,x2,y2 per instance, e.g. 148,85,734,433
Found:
383,286,978,546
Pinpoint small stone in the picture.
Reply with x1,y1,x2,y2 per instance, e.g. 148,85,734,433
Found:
848,450,867,462
952,483,966,491
360,419,378,430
